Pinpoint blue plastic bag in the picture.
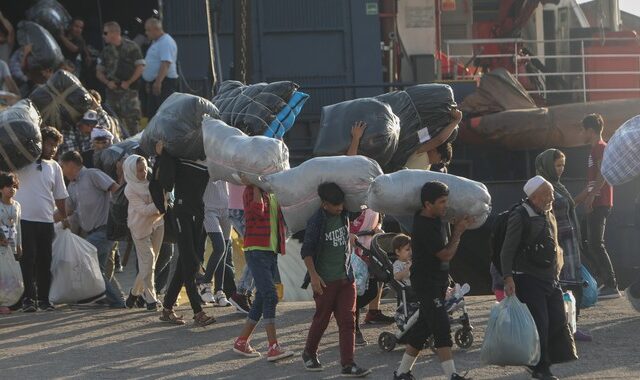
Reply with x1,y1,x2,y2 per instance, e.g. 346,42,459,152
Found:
480,296,541,366
264,91,309,138
351,253,369,296
580,265,598,308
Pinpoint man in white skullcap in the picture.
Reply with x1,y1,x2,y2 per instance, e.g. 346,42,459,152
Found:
500,175,574,380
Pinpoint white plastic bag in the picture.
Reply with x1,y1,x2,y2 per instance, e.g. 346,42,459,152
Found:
563,291,577,334
480,295,541,366
351,252,369,296
202,116,289,186
263,156,383,233
0,247,24,306
367,169,492,229
50,227,106,304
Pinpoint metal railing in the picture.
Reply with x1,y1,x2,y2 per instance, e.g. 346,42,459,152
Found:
444,37,640,102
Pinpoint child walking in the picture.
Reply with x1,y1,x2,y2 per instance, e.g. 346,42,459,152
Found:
300,182,371,378
0,172,22,314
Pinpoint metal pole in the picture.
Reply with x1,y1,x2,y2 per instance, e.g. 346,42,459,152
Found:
514,42,518,78
581,39,587,102
205,0,217,97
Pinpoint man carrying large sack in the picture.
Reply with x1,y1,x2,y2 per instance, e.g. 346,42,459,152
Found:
502,176,577,380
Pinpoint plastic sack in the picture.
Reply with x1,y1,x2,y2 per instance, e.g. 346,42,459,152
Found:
213,80,300,136
580,265,598,308
367,169,491,229
480,296,541,366
314,98,400,167
602,115,640,185
202,116,289,186
265,91,309,138
26,0,72,36
50,227,106,304
382,84,456,170
0,247,24,306
0,100,43,172
563,291,577,334
94,135,142,181
263,156,383,233
16,21,64,75
29,70,93,129
140,92,220,160
351,252,369,296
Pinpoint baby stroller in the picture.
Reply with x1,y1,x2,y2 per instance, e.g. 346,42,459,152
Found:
357,233,474,352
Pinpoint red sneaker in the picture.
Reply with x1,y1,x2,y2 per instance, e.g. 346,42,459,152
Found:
233,339,261,357
267,343,294,362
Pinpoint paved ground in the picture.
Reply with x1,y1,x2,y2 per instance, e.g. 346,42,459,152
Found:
2,265,640,380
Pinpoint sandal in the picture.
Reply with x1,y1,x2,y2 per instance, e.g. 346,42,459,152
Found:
159,309,186,325
193,311,216,327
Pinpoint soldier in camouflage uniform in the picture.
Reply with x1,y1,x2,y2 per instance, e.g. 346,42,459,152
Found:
96,21,145,138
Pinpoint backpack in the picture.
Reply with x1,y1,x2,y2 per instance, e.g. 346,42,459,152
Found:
490,202,530,276
106,184,130,241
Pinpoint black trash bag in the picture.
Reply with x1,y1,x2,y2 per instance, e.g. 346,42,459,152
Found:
381,84,456,171
26,0,72,37
94,136,143,180
0,100,43,172
28,70,93,130
107,183,130,242
313,98,400,166
213,80,298,136
140,92,220,160
17,21,64,75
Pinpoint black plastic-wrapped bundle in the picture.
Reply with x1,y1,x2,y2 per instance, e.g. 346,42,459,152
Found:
94,136,143,181
381,84,456,171
0,100,43,172
213,80,298,136
26,0,72,36
17,21,63,75
28,70,93,130
140,92,220,160
313,98,400,166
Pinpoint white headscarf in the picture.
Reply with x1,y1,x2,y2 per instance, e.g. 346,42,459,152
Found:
123,154,150,195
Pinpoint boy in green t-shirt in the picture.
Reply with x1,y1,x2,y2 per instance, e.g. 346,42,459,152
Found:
300,182,371,378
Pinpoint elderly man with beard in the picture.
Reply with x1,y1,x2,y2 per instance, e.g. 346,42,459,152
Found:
502,176,575,380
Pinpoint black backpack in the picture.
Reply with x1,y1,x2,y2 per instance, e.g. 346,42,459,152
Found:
490,202,530,276
107,184,130,241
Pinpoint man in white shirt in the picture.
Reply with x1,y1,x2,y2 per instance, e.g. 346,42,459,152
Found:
15,127,68,312
142,18,178,118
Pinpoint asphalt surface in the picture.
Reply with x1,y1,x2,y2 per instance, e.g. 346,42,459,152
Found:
1,264,639,380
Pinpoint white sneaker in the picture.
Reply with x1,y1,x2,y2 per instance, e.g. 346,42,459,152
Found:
214,290,232,307
198,283,215,304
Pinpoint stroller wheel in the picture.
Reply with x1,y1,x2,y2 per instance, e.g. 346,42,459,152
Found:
454,328,474,349
378,332,397,352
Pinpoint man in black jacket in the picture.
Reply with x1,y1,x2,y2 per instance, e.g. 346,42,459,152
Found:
502,176,575,380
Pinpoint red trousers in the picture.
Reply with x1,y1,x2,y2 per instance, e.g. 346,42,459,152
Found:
304,279,356,366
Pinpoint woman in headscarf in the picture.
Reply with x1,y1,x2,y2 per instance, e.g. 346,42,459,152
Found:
535,149,592,341
123,154,164,311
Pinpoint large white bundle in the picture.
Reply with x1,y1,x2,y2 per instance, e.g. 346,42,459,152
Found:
367,169,491,229
203,116,289,186
602,115,640,186
263,156,383,233
50,227,106,304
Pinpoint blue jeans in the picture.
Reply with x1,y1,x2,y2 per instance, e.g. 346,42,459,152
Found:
86,226,125,306
245,250,278,325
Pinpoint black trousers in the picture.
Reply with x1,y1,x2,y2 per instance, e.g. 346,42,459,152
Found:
585,206,617,288
154,242,174,293
146,77,178,119
19,221,54,303
163,214,205,314
406,285,452,349
515,274,567,373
